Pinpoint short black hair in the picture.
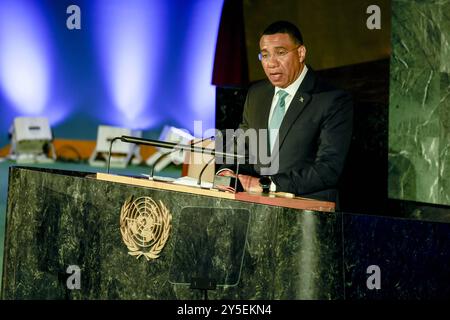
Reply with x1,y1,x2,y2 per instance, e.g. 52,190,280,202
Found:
262,20,304,45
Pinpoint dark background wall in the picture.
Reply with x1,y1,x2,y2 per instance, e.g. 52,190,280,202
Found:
243,0,391,80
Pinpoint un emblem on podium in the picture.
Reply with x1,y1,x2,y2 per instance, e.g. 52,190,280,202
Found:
120,196,172,261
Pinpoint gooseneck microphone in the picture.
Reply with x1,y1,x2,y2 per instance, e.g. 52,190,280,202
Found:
149,135,213,179
106,135,245,183
197,154,215,186
107,136,123,174
197,130,242,191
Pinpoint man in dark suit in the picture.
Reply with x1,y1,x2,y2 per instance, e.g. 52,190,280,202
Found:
218,21,353,204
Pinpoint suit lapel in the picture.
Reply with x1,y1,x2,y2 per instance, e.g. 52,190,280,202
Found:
256,84,274,130
276,68,316,153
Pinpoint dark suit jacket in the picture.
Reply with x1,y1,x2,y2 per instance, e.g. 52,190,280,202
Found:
226,68,353,203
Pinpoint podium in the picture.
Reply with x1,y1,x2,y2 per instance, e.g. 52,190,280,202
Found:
2,166,450,299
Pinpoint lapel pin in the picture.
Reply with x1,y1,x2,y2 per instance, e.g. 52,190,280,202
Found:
299,96,304,103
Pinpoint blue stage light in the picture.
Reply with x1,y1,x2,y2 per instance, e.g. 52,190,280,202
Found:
0,0,52,115
94,0,165,129
94,0,223,133
183,0,223,131
0,0,224,147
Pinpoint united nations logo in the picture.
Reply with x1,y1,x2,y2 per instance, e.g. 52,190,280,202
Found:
120,196,172,261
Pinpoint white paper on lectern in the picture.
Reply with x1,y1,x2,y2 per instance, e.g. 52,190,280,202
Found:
173,176,213,189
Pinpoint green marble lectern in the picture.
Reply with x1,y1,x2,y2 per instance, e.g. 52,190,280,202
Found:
1,166,340,299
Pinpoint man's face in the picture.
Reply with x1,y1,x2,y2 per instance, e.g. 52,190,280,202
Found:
259,33,306,88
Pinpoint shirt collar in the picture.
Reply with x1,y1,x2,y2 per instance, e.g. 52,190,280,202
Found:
274,65,308,97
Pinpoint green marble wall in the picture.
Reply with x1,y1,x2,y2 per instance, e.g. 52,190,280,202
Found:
389,0,450,205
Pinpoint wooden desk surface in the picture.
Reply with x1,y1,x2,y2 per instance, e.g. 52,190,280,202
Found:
96,173,335,212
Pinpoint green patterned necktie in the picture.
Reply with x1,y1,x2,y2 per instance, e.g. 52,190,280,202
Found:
269,90,289,151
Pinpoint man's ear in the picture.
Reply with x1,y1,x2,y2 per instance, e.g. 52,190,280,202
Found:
298,45,306,63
